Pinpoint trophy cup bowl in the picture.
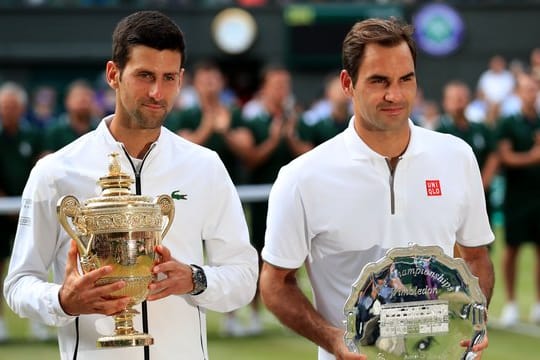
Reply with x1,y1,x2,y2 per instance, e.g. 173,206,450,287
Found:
57,153,175,348
344,244,486,360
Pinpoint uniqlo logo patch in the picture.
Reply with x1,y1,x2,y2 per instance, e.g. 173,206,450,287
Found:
425,180,442,196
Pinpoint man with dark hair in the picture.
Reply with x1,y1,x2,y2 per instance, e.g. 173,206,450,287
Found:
3,11,258,360
260,18,493,360
41,79,99,156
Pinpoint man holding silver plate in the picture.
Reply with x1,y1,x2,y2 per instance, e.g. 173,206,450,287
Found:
260,17,494,360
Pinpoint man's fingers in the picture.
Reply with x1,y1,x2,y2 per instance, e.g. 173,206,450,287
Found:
89,296,132,316
460,333,488,354
146,287,170,302
80,265,114,287
91,278,127,297
155,244,171,262
65,240,80,274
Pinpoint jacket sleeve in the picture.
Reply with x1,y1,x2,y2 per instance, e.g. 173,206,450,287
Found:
3,159,76,327
188,153,259,312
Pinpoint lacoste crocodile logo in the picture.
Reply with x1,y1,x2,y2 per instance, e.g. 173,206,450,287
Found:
171,190,188,200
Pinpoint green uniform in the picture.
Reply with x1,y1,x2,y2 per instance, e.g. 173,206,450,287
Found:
298,115,348,147
241,110,295,252
0,124,40,259
42,114,97,152
436,115,496,221
166,105,244,183
437,115,496,170
496,112,540,246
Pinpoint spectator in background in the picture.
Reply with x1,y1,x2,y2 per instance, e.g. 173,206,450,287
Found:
27,85,58,130
499,59,527,118
478,55,515,106
41,79,98,155
465,88,489,124
530,47,540,83
232,63,304,336
94,71,116,118
437,80,499,249
497,73,540,327
414,99,440,130
529,48,540,114
295,73,351,154
476,55,515,125
410,87,426,123
165,60,244,183
0,81,47,340
300,72,343,127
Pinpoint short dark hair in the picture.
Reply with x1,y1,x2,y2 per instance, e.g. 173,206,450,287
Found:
193,59,221,75
259,63,289,86
112,10,186,71
342,17,416,85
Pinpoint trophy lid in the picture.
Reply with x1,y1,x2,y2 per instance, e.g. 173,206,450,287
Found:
57,152,174,238
83,152,153,210
98,152,134,197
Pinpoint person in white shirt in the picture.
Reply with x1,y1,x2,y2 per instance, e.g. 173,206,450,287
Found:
3,10,258,360
259,18,494,360
477,55,515,106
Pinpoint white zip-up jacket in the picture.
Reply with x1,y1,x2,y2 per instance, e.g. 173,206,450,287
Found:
4,116,259,360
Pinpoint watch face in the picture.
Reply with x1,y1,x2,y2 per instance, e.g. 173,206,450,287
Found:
212,8,257,54
191,264,207,295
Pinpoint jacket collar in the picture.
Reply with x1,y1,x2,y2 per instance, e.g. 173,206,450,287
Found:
97,115,166,161
343,116,426,161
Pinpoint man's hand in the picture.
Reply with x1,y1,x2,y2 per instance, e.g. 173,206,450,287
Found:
147,244,194,301
330,329,367,360
460,332,489,359
59,240,131,316
260,262,366,360
212,106,232,134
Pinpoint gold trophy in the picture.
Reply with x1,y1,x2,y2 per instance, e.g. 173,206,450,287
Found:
57,153,175,348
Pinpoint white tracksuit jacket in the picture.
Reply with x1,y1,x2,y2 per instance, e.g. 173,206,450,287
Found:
4,116,259,359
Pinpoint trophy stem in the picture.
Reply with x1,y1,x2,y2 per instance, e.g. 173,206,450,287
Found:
97,308,154,348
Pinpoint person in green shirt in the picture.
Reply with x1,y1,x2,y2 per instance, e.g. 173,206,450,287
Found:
497,73,540,327
232,63,306,336
296,73,351,154
41,79,98,155
165,60,244,183
436,80,499,221
0,81,41,340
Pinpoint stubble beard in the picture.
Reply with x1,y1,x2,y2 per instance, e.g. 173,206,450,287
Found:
131,107,167,130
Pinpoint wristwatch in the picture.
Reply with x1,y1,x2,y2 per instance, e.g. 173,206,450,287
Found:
189,264,207,295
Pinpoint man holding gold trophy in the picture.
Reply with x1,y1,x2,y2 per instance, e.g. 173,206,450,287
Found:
260,18,494,360
3,10,258,360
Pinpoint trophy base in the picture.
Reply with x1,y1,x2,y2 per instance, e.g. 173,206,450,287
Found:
97,333,154,348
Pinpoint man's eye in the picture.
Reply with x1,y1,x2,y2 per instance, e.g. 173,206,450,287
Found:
371,79,387,85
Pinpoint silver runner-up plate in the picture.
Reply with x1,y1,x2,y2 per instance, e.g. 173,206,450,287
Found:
343,244,486,360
